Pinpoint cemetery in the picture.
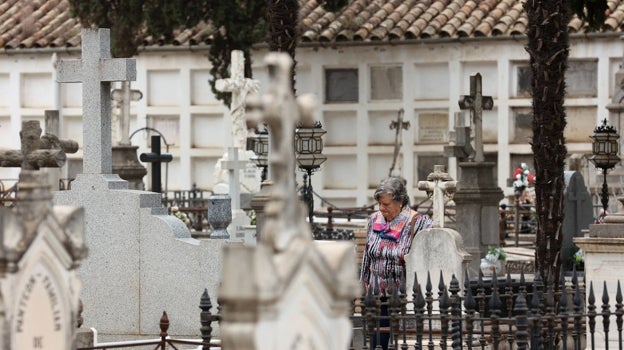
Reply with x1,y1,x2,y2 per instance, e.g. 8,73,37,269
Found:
1,1,624,350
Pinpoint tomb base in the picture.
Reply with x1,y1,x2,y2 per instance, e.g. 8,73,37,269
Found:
453,162,504,274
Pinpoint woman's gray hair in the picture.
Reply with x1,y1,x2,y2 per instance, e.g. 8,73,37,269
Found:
373,176,410,207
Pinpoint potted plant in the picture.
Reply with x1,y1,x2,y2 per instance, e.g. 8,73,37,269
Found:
480,246,507,277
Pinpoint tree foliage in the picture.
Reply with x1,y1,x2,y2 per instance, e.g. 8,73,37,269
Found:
67,0,347,107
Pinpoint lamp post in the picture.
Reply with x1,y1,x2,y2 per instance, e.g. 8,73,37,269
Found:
246,125,269,183
295,121,327,224
590,119,620,217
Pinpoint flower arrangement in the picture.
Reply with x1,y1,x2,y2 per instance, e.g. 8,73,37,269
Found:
485,246,507,262
170,206,191,227
513,163,535,195
247,210,257,225
573,248,585,265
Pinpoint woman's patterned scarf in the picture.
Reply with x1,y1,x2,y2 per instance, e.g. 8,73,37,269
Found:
371,207,411,242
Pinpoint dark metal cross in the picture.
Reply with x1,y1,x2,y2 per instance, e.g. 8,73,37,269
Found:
139,135,172,193
388,108,410,178
458,73,493,163
0,120,78,170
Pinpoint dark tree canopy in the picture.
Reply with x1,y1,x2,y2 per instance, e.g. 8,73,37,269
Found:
67,0,347,107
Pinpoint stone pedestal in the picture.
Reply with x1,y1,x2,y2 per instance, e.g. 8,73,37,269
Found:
250,181,273,241
453,162,504,276
112,145,147,190
575,202,624,350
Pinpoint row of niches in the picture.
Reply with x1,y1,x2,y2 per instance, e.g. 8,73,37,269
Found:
322,106,598,147
63,156,224,191
320,151,595,193
324,59,607,103
0,69,228,108
0,113,230,150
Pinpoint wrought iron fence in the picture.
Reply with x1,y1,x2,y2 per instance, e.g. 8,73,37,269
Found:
76,270,623,350
353,269,623,350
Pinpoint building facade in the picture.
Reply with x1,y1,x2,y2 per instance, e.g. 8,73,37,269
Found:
1,1,623,209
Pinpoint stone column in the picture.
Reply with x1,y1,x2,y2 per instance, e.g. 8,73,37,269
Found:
575,197,624,350
453,161,504,275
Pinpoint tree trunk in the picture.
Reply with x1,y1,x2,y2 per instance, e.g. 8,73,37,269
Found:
524,0,570,281
267,0,299,94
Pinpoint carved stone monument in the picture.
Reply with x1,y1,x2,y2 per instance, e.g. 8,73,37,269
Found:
417,165,457,228
218,53,359,350
0,120,78,171
453,73,504,275
53,28,224,339
213,50,261,237
408,165,470,309
1,169,87,349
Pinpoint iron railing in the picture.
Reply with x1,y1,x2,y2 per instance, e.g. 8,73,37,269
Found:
353,269,622,350
77,271,624,350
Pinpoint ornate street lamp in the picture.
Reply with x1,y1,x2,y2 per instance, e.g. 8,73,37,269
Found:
295,121,327,224
590,119,620,217
246,125,269,182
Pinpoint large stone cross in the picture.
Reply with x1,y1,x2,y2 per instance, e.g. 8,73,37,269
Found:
388,108,410,177
111,81,143,145
0,120,78,170
418,165,457,228
458,73,493,163
215,50,260,150
56,28,136,174
246,53,316,251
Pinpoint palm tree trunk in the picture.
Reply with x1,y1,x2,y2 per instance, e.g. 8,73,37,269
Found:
524,0,570,281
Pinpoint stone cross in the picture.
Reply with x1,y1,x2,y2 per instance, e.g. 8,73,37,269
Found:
418,165,457,228
221,147,248,212
139,135,172,193
111,81,143,145
388,108,410,178
444,111,474,162
458,73,493,163
246,53,316,251
0,120,78,170
56,28,136,174
215,50,260,150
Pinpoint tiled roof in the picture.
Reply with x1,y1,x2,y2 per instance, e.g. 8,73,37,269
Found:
1,0,623,51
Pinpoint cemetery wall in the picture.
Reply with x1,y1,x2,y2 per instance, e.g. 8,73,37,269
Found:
0,37,622,207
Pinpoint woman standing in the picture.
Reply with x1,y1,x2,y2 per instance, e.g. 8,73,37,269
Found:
360,177,433,350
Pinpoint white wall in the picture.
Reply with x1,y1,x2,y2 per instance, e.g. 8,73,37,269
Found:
0,36,621,207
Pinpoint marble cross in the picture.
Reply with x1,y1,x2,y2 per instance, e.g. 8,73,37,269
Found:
388,108,410,178
111,81,143,146
215,50,260,150
246,53,316,251
221,147,249,212
0,120,78,170
56,28,136,174
417,165,457,228
458,73,493,163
